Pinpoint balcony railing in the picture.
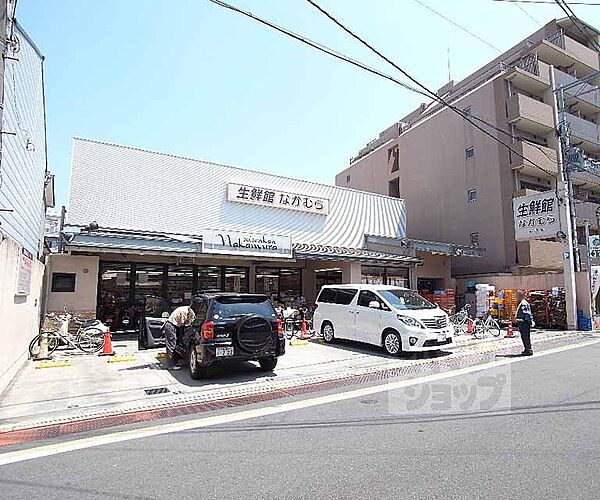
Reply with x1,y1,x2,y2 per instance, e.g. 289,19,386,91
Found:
555,69,600,113
507,94,554,134
545,29,565,50
566,112,600,148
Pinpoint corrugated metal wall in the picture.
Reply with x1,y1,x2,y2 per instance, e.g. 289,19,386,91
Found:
0,24,46,256
69,138,407,250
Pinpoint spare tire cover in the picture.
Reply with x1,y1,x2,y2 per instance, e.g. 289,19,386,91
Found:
237,316,272,353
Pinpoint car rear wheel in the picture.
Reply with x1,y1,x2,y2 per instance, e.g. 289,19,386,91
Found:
321,322,335,343
258,356,278,371
383,330,402,356
189,345,209,380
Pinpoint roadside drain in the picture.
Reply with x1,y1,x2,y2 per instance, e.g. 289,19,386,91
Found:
144,387,170,396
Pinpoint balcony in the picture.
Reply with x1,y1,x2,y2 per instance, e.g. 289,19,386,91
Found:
571,168,600,194
504,55,550,94
507,94,554,135
532,30,599,76
565,112,600,153
574,200,600,228
511,141,558,179
555,69,600,116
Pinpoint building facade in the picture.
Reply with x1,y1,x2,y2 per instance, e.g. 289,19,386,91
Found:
336,17,600,289
0,11,52,393
45,138,481,330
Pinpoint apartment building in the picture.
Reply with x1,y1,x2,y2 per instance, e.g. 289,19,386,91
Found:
336,17,600,289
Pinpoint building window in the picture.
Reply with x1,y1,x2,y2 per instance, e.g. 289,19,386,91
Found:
468,189,477,203
465,147,475,160
470,232,480,247
51,273,76,292
388,146,399,173
388,178,400,198
463,106,471,116
346,174,351,183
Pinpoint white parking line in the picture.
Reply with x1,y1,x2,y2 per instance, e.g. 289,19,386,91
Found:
1,338,598,466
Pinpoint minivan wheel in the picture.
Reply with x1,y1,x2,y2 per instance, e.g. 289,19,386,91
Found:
383,330,402,356
322,322,335,343
189,345,209,380
258,356,278,371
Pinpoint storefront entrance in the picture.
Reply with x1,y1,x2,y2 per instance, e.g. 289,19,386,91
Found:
255,267,302,305
97,262,249,330
361,265,409,287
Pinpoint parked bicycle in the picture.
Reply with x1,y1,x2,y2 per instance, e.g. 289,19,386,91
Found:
282,306,316,340
29,308,107,357
472,311,502,339
449,304,475,334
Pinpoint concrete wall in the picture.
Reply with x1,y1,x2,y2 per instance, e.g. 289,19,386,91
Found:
0,235,44,396
339,78,509,276
455,273,565,295
414,252,453,289
45,254,99,317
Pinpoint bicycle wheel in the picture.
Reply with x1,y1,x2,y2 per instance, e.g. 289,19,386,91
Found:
488,319,502,337
472,319,485,339
29,333,60,357
77,327,105,353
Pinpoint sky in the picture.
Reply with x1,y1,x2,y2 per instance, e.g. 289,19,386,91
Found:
17,0,600,208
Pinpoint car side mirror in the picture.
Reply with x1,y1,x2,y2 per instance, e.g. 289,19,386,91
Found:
368,301,381,309
161,312,169,318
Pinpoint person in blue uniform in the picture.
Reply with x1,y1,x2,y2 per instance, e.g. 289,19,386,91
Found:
515,290,534,356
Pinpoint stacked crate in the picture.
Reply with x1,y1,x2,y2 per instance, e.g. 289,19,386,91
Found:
420,289,456,315
528,290,548,327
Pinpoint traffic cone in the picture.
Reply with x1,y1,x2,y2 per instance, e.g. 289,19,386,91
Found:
98,327,115,356
505,319,514,338
467,319,473,334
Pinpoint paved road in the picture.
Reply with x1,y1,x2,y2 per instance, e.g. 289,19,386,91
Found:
1,341,599,499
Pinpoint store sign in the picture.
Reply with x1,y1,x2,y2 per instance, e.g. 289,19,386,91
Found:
513,191,560,241
16,248,34,296
203,229,293,258
589,235,600,259
227,183,329,216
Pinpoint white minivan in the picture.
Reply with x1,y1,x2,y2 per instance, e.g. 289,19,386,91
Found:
313,284,453,355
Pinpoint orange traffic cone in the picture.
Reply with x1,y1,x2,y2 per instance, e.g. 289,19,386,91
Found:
99,327,115,356
505,320,514,338
467,319,473,334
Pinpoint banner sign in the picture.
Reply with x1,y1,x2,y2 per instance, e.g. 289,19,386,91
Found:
227,183,329,216
203,229,293,258
589,235,600,259
513,191,561,241
16,248,34,296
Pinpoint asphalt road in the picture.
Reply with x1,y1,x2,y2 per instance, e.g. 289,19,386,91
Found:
1,341,600,500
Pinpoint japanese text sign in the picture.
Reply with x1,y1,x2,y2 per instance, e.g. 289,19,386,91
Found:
513,191,561,241
227,183,329,216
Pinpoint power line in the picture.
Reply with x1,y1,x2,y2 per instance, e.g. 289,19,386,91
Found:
554,0,600,51
492,0,600,5
304,0,559,179
207,0,558,179
514,3,543,25
410,0,501,52
205,0,430,99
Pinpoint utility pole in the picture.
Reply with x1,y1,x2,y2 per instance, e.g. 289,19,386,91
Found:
551,67,578,330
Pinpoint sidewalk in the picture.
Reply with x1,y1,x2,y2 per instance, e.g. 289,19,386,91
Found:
0,329,593,439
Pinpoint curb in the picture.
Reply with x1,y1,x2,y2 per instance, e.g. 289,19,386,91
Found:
0,330,592,447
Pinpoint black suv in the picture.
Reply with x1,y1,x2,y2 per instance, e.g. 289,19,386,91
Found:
140,293,285,379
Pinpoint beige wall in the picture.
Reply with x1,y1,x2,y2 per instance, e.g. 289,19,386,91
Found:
45,254,99,316
414,252,453,289
0,235,45,396
339,78,510,276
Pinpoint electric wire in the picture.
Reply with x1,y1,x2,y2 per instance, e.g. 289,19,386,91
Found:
205,0,430,99
554,0,600,51
304,0,559,179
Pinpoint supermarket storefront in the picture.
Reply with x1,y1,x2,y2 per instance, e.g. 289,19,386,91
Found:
45,138,482,325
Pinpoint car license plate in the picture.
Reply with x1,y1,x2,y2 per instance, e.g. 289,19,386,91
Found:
437,333,446,342
216,346,234,357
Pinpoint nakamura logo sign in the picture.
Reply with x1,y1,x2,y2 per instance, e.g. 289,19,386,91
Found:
513,191,561,241
227,183,329,216
203,229,292,258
